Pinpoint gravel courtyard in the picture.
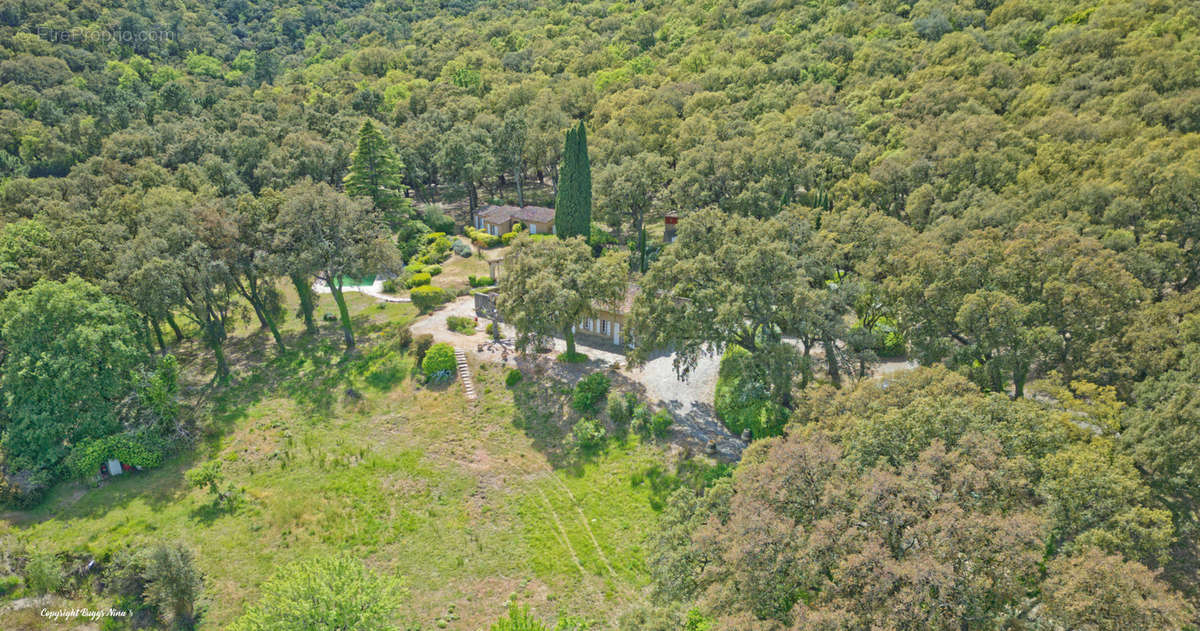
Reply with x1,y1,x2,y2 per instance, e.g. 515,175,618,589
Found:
409,296,744,460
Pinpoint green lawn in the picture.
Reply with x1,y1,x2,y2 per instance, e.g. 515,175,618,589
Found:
0,294,674,630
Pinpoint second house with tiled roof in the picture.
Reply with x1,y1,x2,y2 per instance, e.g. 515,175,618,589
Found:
474,204,557,236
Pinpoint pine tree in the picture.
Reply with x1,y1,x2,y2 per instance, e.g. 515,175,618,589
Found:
344,120,409,228
555,121,591,239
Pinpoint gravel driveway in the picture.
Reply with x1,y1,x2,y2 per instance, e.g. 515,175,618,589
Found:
409,297,745,460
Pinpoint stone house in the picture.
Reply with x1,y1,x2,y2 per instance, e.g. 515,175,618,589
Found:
474,204,556,236
474,284,640,349
576,285,639,347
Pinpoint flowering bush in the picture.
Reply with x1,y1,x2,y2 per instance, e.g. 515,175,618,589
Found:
421,343,456,380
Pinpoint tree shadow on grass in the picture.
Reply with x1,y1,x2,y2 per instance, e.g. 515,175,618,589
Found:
630,459,734,512
5,322,404,527
509,374,575,470
2,452,196,528
507,362,661,475
187,500,230,526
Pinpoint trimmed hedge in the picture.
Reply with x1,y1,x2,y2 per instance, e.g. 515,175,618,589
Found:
406,272,431,288
465,227,501,248
411,285,450,312
468,275,495,287
422,343,456,380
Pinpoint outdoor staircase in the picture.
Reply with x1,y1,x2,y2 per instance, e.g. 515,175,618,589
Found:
455,349,477,402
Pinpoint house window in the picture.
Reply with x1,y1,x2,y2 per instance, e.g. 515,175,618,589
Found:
600,319,610,335
530,223,537,234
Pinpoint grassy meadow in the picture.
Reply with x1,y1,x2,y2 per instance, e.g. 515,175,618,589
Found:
0,285,686,630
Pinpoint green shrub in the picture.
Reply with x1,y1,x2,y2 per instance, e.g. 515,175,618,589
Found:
425,235,452,262
447,316,475,334
485,321,497,336
630,403,669,439
713,345,789,438
406,272,431,288
411,285,450,312
505,368,523,388
451,238,472,258
424,264,442,276
468,275,495,287
381,278,399,294
647,409,674,438
396,325,413,349
467,227,501,248
490,603,551,631
365,354,409,390
405,263,427,275
143,543,202,627
397,220,432,263
608,392,638,435
871,317,906,357
557,351,588,363
422,343,456,380
421,204,455,233
500,230,519,245
0,468,52,508
411,232,453,265
232,554,401,631
187,461,242,509
413,334,434,365
66,429,168,481
568,417,607,451
137,353,179,428
0,574,19,596
572,372,610,413
24,552,63,595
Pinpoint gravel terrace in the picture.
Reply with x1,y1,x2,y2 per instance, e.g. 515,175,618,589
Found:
409,296,745,460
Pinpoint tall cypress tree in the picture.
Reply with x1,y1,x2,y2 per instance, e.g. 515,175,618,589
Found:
555,121,591,239
577,121,591,230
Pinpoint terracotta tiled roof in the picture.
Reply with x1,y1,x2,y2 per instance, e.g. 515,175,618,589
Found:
477,204,556,224
478,204,518,221
512,205,555,223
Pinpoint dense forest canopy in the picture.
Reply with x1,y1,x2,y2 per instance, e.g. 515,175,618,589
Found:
0,0,1198,627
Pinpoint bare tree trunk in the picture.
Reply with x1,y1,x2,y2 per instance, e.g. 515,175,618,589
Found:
166,313,184,342
150,317,167,353
290,274,318,335
822,336,841,388
328,282,355,349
